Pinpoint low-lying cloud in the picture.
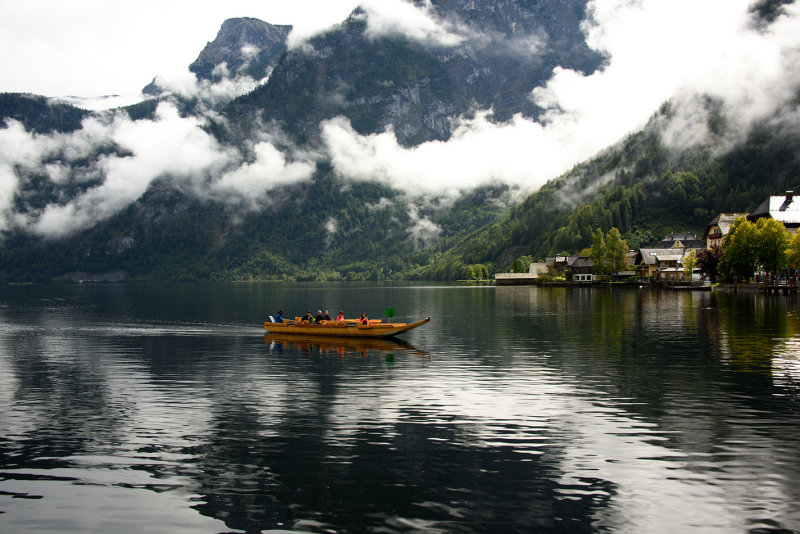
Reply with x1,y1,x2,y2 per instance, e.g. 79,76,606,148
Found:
1,101,317,238
321,0,800,196
2,0,800,242
356,0,466,47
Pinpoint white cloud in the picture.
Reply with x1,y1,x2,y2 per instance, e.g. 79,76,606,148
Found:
320,0,800,198
32,103,234,237
534,0,800,155
0,99,321,237
322,111,578,201
357,0,466,47
406,205,441,249
149,69,271,110
210,140,316,211
0,0,361,98
0,121,59,231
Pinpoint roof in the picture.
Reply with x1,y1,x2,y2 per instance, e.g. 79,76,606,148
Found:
546,255,579,267
571,257,594,268
638,248,684,265
702,213,746,239
528,262,547,275
656,233,706,250
748,192,800,226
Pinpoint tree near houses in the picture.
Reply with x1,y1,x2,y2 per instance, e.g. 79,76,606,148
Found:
755,218,790,274
590,227,629,276
590,228,608,274
605,228,629,275
786,231,800,272
696,245,723,282
719,216,759,282
683,250,697,278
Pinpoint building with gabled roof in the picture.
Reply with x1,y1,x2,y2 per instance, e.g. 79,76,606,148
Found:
571,256,594,282
545,255,579,275
748,191,800,232
702,213,746,249
655,232,706,251
635,248,686,277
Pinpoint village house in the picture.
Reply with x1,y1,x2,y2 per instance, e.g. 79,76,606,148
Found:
545,255,579,275
633,232,704,280
655,232,706,251
635,248,685,278
494,261,549,285
747,191,800,233
702,213,746,249
571,257,594,282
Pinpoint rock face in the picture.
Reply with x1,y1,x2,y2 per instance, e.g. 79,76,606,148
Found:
224,0,602,146
189,17,292,81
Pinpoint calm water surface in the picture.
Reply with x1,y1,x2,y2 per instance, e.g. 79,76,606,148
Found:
1,283,799,533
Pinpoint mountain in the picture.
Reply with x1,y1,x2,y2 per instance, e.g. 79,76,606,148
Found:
221,0,602,146
189,18,292,82
143,17,292,96
447,98,800,271
1,0,799,283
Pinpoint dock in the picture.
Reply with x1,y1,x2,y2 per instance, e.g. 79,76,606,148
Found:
765,280,798,295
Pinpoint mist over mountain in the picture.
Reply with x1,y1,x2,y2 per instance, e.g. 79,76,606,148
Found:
1,0,799,282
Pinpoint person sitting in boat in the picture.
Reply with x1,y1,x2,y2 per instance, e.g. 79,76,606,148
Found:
323,310,331,321
274,310,284,323
301,311,314,323
315,310,324,323
336,311,344,322
359,312,368,325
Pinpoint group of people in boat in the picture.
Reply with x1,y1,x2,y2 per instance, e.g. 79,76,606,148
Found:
274,309,370,325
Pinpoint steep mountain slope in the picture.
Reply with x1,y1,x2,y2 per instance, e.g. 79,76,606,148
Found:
143,17,291,96
447,97,800,270
222,0,602,146
0,93,87,133
189,18,292,82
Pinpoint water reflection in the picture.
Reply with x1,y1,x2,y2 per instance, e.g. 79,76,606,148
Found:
1,284,800,533
263,333,429,360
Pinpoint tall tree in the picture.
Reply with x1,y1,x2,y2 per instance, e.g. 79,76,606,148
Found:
696,245,723,282
683,250,697,277
787,231,800,272
590,228,608,275
719,216,759,282
755,218,790,274
604,227,629,275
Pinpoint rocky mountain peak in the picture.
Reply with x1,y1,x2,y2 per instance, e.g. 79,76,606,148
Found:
189,17,292,81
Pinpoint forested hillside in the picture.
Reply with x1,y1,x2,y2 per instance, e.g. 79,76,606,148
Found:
444,99,800,274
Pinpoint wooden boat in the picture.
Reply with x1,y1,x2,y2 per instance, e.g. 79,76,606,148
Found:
263,316,430,338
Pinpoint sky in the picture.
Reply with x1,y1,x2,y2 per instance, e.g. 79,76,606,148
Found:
0,0,360,97
2,0,800,239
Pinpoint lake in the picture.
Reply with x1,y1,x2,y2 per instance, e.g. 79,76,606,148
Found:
1,282,799,533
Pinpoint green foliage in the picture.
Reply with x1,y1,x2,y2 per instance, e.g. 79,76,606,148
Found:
696,245,723,283
717,217,790,281
443,95,800,272
605,228,629,274
787,231,800,269
755,218,790,273
683,250,697,276
590,227,628,275
590,228,608,274
0,93,87,133
719,217,759,281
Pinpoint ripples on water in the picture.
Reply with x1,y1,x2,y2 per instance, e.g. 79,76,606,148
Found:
1,284,799,533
